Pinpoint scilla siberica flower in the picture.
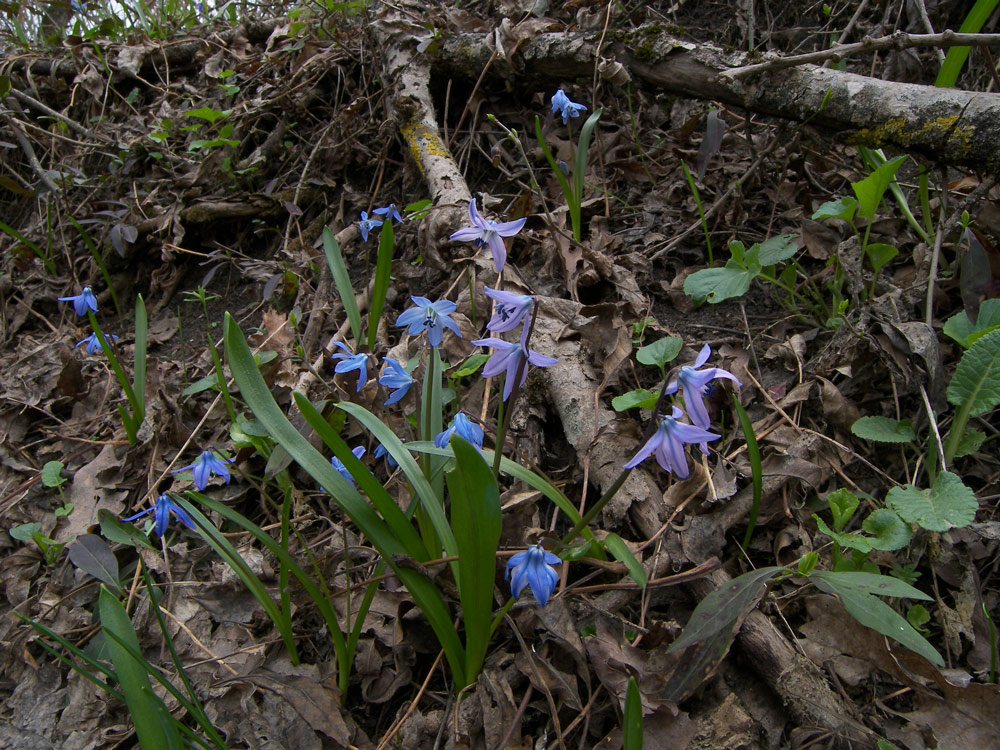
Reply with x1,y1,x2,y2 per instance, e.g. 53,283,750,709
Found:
59,287,98,316
395,296,462,348
484,287,534,333
472,331,557,401
122,493,197,537
373,203,404,224
665,344,741,430
449,198,526,273
374,442,399,468
434,413,484,450
331,446,366,485
507,544,561,607
551,89,587,124
378,357,414,405
76,332,118,354
172,450,234,491
358,211,382,241
624,406,720,478
331,342,368,392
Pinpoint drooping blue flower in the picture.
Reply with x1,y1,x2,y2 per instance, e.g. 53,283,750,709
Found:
59,287,98,316
331,342,368,392
122,493,197,537
76,332,118,354
374,442,399,468
331,446,366,485
551,89,587,125
358,211,383,241
624,406,720,478
373,203,404,224
449,198,526,273
665,344,741,430
172,449,234,491
484,286,534,333
506,544,561,607
472,332,557,401
395,296,462,348
434,412,484,450
378,357,414,405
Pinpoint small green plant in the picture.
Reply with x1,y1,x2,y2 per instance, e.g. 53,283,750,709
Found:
9,522,70,565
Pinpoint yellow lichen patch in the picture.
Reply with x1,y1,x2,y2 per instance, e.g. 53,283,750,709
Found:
400,118,454,176
847,114,975,156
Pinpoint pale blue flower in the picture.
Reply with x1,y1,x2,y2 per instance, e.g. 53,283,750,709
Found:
374,442,399,468
551,89,587,124
59,287,98,316
331,342,368,392
373,203,404,224
449,198,526,273
76,332,118,354
331,446,366,485
506,544,561,607
484,286,534,333
358,211,383,241
434,413,484,449
172,449,234,491
624,406,720,478
378,357,414,405
395,296,462,348
665,344,741,430
472,333,557,401
122,493,197,537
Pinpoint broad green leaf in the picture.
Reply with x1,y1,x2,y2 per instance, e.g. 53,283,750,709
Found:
942,298,1000,348
756,234,799,265
98,510,155,550
862,508,912,551
683,265,756,304
946,327,1000,417
851,416,916,444
636,336,683,367
623,676,643,750
813,515,873,553
886,470,978,532
68,535,121,592
453,353,489,378
667,567,784,652
612,388,658,412
809,570,930,601
852,156,907,220
827,488,859,532
9,521,41,542
865,242,898,273
812,196,857,223
811,575,943,665
953,427,986,459
322,227,362,346
41,460,66,487
602,533,646,588
185,106,228,123
181,373,218,396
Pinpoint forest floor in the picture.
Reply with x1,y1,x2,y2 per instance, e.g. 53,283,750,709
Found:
1,1,999,748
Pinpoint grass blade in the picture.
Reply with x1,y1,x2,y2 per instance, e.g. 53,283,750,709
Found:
322,226,362,345
368,219,394,352
733,394,762,549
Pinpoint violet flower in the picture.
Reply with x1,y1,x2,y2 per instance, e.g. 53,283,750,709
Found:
472,333,557,401
59,287,98,316
449,198,526,273
484,286,534,333
434,413,484,450
378,357,414,406
172,449,234,491
395,296,462,348
665,344,741,430
624,406,720,478
358,211,382,241
76,332,118,354
122,493,197,537
331,342,368,392
331,446,366,485
506,544,561,607
373,203,404,224
551,89,587,124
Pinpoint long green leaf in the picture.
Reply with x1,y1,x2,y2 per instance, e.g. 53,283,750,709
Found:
0,219,55,274
322,227,362,345
447,435,502,682
99,586,182,749
733,394,762,549
936,0,1000,88
368,219,394,352
573,108,603,207
603,533,646,588
68,216,120,316
133,294,148,420
535,116,578,239
623,675,643,750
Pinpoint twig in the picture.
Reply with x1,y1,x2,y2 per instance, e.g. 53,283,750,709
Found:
7,86,114,144
2,110,60,195
723,31,1000,79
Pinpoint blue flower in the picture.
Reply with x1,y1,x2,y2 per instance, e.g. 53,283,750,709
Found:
471,332,557,401
506,544,561,607
76,332,118,354
59,287,98,317
449,198,526,273
624,406,720,478
484,286,534,333
378,357,414,405
551,89,587,124
434,413,484,449
359,211,383,241
373,203,404,224
331,446,366,485
395,296,462,348
374,442,399,468
331,342,368,392
665,344,741,430
172,449,234,491
122,493,197,537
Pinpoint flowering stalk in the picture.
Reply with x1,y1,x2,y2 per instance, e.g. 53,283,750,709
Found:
87,301,147,445
491,302,539,477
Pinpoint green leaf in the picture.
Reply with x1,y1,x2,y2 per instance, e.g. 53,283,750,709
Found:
809,570,930,601
623,675,643,750
667,567,785,652
953,427,986,458
851,416,916,444
813,515,873,553
936,0,1000,87
733,394,762,549
810,573,943,665
943,299,1000,348
181,373,219,396
886,471,978,532
322,227,362,346
453,353,489,378
852,156,907,220
865,242,898,273
683,265,757,304
98,509,156,550
827,488,859,532
636,336,683,367
368,219,395,351
756,234,799,265
602,533,646,588
9,521,41,542
185,106,228,123
862,508,912,551
41,461,66,487
947,327,1000,417
67,535,121,593
133,295,147,420
447,435,502,682
612,388,658,412
812,196,857,223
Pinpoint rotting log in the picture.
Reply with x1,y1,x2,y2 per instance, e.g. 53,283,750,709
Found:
434,25,1000,170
